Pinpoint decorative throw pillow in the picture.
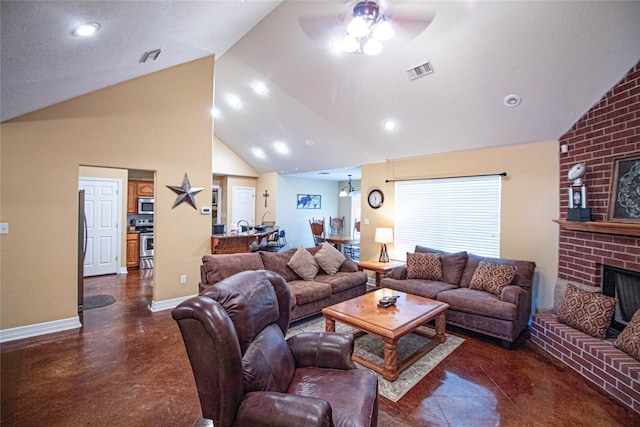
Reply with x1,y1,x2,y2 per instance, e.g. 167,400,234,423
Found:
469,261,518,296
406,252,444,281
557,283,617,339
287,245,319,281
314,242,346,275
614,309,640,361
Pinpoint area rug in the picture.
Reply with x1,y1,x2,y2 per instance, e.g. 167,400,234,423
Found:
83,295,116,310
286,316,464,402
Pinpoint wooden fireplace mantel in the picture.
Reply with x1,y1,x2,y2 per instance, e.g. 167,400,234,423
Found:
553,219,640,237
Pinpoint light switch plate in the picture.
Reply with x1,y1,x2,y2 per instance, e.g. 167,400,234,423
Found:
0,223,8,234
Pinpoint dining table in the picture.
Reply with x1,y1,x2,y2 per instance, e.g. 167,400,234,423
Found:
324,234,359,253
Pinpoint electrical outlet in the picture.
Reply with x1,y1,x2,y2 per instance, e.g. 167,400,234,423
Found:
180,275,187,284
0,223,8,234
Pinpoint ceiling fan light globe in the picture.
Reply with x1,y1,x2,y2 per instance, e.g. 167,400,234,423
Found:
342,35,359,53
331,38,344,53
347,17,369,38
372,20,394,41
363,38,383,55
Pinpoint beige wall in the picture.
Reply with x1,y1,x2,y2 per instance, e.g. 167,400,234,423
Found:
79,166,128,271
361,140,559,311
257,172,278,225
1,57,214,330
213,136,259,177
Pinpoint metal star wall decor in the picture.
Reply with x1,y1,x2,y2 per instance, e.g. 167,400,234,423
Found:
166,173,203,210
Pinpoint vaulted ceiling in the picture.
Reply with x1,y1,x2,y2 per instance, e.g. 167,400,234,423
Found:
2,1,640,181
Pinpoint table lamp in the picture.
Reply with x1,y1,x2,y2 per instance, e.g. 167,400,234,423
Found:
375,227,393,263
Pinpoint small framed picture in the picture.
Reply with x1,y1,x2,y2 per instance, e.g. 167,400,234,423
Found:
607,155,640,222
297,194,321,210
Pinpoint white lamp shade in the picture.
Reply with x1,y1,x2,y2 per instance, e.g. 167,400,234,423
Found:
372,20,394,41
341,35,359,53
375,228,393,244
363,38,383,56
347,17,369,38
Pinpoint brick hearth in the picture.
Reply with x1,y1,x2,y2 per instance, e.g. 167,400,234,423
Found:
531,312,640,413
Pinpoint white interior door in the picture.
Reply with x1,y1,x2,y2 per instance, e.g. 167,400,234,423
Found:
232,186,255,229
80,178,120,276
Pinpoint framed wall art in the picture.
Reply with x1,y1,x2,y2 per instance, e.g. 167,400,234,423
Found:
297,194,321,210
607,155,640,222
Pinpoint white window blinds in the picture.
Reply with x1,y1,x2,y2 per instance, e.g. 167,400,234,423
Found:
394,175,501,259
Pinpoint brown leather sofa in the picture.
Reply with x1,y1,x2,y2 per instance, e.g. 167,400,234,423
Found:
199,246,368,322
173,270,379,427
382,245,536,348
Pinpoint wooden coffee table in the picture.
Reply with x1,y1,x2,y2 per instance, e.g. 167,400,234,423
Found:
322,289,449,381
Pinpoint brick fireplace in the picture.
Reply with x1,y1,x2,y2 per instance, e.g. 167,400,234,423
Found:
531,61,640,414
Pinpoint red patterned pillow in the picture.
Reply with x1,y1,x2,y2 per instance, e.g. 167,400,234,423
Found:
469,261,518,296
614,309,640,361
406,252,443,281
557,284,617,339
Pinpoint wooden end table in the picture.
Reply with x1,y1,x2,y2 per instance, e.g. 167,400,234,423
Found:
322,289,449,381
357,259,405,289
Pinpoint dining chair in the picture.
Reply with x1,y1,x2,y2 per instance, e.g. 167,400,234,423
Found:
330,216,345,235
309,219,325,246
344,220,361,260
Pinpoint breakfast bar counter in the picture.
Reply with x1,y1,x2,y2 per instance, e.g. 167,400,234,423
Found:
211,227,278,254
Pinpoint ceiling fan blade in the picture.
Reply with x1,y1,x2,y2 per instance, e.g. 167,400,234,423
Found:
298,13,350,41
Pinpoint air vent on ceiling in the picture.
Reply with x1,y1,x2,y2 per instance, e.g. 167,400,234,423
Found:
406,60,434,81
139,49,162,64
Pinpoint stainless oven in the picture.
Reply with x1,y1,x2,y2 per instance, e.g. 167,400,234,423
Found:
138,197,154,215
140,232,154,269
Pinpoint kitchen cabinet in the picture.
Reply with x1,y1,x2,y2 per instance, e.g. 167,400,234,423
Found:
137,181,154,197
127,180,154,214
127,233,140,268
127,181,137,214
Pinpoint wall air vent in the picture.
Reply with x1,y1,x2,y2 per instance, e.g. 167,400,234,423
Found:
406,60,434,81
139,49,162,63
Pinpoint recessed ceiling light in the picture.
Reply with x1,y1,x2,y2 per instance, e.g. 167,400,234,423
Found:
253,82,268,95
73,22,100,37
503,94,522,107
274,142,288,154
252,148,266,159
226,95,241,108
384,120,397,131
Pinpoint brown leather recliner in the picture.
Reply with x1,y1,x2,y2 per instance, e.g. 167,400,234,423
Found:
172,270,379,427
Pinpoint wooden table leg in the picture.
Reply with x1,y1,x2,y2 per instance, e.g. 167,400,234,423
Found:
324,316,335,332
435,312,447,343
383,339,399,381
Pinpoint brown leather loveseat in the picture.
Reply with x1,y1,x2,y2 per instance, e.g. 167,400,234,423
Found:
173,270,379,426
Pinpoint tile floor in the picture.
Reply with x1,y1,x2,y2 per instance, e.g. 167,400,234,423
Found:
2,269,639,426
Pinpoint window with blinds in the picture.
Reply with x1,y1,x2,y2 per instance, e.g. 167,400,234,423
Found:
394,175,501,259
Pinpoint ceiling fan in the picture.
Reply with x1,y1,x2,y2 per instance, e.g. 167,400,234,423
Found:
298,0,436,55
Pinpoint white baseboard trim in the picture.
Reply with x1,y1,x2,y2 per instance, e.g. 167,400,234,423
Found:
0,316,82,343
120,267,128,274
149,295,196,312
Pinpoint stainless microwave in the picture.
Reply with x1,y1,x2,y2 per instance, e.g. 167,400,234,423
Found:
138,197,154,215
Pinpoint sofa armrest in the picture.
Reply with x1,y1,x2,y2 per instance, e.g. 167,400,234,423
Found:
501,285,532,334
339,258,359,273
501,285,525,305
385,265,407,280
236,391,332,427
286,332,356,370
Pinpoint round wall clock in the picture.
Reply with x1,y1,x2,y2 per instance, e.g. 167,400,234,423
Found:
367,189,384,209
